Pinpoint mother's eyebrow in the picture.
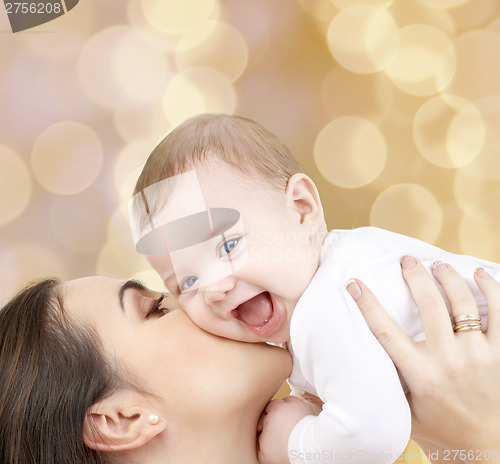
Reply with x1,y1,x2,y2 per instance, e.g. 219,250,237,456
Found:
118,280,147,312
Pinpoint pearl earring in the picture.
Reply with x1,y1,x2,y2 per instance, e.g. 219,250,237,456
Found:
148,414,159,425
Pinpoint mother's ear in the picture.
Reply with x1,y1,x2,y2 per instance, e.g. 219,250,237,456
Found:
285,173,324,227
83,390,167,452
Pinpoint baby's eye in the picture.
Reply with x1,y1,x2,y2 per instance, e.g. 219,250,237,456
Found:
218,238,239,257
179,275,198,293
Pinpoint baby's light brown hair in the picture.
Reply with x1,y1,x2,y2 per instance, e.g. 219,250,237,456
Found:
132,113,303,230
134,113,302,194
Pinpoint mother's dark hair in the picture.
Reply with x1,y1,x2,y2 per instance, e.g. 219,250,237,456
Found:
0,279,122,464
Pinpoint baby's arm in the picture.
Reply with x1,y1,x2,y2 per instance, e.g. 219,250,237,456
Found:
351,227,500,330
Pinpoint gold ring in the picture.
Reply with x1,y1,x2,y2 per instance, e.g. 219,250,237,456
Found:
454,322,482,333
453,314,481,324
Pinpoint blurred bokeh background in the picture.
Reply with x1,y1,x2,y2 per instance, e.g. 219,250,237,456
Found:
1,0,500,306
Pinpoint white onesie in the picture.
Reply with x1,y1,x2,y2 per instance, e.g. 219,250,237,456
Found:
287,227,500,464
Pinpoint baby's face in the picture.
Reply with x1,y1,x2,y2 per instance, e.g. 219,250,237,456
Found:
145,160,321,343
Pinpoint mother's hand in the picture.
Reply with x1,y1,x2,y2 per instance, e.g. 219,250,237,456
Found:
346,257,500,460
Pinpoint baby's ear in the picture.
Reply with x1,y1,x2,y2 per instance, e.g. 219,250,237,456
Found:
83,390,167,452
285,173,324,227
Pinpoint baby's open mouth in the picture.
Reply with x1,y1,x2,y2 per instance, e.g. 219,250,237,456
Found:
232,292,281,336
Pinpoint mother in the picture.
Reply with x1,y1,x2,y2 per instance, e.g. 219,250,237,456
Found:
0,276,291,464
1,264,499,464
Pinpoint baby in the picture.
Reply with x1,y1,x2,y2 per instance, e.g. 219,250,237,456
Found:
129,114,500,464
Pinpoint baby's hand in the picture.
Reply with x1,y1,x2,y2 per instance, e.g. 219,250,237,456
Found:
258,396,315,464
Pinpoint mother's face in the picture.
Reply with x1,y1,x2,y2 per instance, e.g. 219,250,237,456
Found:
60,277,291,422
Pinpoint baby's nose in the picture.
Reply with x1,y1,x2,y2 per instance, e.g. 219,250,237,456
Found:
203,289,225,305
202,277,236,306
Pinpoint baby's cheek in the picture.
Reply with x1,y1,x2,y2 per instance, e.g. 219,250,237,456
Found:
183,306,215,331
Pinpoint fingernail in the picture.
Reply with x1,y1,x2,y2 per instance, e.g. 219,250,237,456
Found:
346,279,362,300
475,267,490,279
401,256,417,269
431,260,448,273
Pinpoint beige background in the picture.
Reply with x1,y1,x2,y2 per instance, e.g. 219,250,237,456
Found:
1,0,500,306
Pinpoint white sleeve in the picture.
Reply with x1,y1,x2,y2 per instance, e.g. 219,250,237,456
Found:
347,227,500,337
288,244,411,464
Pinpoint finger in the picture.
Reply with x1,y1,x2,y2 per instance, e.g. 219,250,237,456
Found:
346,278,416,370
301,391,323,406
265,399,282,413
474,267,500,339
431,261,482,337
400,256,454,340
